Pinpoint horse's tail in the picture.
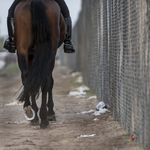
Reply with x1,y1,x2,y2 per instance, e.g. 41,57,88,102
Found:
18,0,52,101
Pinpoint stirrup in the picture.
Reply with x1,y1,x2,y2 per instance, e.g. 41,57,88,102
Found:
3,39,16,53
64,43,75,53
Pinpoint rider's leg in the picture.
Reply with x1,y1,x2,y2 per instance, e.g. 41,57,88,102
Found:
55,0,75,53
3,0,21,53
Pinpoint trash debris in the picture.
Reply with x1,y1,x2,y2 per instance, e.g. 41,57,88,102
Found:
78,134,96,138
88,96,97,100
96,101,106,111
68,91,86,96
130,135,135,141
77,108,108,116
76,86,90,91
0,60,5,70
5,101,23,106
71,72,81,77
75,76,83,83
93,118,99,121
68,86,90,96
76,95,86,98
77,109,95,114
92,109,109,116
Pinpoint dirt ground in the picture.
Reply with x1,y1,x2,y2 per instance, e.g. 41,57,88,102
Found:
0,62,144,150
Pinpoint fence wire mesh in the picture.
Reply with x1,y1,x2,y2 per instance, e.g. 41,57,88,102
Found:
58,0,150,149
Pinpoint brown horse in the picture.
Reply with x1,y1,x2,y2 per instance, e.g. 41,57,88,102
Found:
14,0,66,128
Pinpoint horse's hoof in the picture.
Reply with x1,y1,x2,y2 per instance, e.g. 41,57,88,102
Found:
48,114,56,121
40,121,49,129
30,120,39,126
24,106,35,121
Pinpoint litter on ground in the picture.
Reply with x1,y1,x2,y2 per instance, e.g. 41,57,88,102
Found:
75,76,83,83
88,96,97,100
77,109,108,116
0,60,5,70
93,118,99,121
76,95,86,98
68,86,90,96
76,109,95,114
96,101,106,110
76,86,90,92
77,134,96,138
77,101,109,116
5,101,23,106
68,91,86,96
70,72,81,77
92,109,109,116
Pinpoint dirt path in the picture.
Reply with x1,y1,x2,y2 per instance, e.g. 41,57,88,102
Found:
0,63,144,150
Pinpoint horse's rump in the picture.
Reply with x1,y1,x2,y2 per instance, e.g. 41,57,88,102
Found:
15,0,65,52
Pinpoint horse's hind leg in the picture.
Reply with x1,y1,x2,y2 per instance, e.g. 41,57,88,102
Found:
30,94,39,125
47,75,56,121
17,53,30,104
17,52,34,120
40,86,49,128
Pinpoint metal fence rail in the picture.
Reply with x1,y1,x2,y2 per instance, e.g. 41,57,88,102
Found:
58,0,150,149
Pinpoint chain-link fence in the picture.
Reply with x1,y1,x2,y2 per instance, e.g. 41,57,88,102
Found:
58,0,150,149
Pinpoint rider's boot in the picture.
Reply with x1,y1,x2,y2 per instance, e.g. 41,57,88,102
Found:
3,16,16,53
64,16,75,53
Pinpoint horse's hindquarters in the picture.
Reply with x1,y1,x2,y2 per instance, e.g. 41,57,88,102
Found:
14,0,66,128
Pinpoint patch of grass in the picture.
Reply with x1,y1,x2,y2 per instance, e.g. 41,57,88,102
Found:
3,63,19,73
